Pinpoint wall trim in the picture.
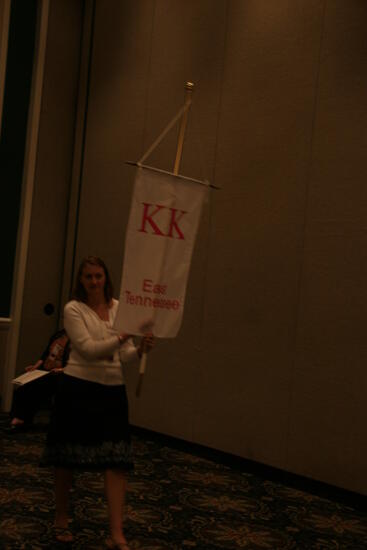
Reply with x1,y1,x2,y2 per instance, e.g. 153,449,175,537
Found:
131,424,367,504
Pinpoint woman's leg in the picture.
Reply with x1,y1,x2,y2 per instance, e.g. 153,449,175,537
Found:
10,386,31,425
104,468,128,544
54,467,73,537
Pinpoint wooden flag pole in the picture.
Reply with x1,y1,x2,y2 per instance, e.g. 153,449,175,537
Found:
135,81,194,398
135,341,147,397
136,322,151,398
173,81,194,175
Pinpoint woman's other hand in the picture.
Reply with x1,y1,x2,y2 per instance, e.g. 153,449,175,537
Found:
138,333,155,357
118,333,131,345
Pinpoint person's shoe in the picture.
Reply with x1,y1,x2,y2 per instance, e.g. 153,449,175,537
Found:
106,537,130,549
54,526,74,542
7,421,29,434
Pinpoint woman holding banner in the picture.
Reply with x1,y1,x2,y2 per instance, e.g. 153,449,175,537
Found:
41,256,154,548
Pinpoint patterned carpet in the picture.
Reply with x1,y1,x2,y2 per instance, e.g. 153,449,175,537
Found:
0,412,366,549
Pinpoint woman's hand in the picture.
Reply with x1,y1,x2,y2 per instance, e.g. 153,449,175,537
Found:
118,333,131,345
25,359,43,372
25,365,37,372
138,333,155,357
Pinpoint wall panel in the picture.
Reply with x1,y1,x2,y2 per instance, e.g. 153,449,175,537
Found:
194,0,326,466
287,0,367,494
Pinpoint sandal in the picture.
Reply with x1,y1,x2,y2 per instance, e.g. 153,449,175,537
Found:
106,537,130,549
54,526,74,542
7,422,30,434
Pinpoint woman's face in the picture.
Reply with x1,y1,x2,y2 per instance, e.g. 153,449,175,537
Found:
80,264,106,299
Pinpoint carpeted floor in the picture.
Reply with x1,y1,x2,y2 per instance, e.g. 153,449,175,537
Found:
0,411,366,549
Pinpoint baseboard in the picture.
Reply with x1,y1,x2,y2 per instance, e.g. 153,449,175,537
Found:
130,424,367,511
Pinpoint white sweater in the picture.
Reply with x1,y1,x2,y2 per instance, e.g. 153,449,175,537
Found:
63,299,138,385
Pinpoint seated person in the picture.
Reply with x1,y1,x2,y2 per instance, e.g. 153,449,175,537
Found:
9,329,70,432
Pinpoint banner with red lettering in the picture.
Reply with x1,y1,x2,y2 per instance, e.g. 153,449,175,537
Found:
114,165,208,337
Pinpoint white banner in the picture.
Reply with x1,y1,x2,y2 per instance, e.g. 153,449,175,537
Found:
114,166,207,337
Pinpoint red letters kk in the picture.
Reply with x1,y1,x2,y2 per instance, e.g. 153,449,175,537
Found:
139,203,186,239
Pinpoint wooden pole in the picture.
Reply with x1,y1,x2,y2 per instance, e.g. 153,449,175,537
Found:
135,345,147,398
173,81,194,175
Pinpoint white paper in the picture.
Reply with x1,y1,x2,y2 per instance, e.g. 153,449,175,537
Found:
12,369,50,386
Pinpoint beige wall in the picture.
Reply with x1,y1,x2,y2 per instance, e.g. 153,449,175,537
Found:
71,0,367,494
287,0,367,492
3,0,365,495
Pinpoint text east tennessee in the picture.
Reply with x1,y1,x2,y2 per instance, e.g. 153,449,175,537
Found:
123,279,181,311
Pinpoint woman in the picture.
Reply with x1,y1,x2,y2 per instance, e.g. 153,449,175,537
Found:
9,329,69,432
41,256,154,549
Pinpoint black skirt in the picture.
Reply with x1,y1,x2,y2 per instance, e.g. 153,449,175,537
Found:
40,374,133,471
